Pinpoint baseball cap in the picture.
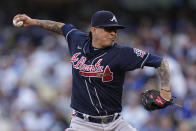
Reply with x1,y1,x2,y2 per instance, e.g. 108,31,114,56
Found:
91,10,124,29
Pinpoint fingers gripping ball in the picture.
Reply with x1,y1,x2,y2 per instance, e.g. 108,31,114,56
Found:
141,89,173,111
13,19,23,27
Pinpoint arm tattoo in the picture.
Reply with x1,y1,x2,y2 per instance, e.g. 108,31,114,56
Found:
36,20,64,35
157,59,170,88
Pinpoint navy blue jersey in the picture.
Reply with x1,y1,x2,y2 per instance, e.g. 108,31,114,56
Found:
62,24,163,116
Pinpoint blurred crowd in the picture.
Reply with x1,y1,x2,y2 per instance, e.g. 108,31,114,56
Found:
0,1,196,131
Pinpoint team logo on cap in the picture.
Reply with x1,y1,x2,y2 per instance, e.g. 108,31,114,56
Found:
110,16,117,22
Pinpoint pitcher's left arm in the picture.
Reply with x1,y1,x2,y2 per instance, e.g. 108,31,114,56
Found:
157,59,172,101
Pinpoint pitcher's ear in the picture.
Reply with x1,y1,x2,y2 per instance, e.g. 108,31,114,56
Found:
90,27,96,33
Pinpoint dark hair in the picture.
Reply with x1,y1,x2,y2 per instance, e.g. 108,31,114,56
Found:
88,31,92,42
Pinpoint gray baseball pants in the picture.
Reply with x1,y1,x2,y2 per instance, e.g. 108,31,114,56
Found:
66,115,137,131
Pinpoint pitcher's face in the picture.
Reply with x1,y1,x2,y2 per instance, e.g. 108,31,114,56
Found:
91,27,117,48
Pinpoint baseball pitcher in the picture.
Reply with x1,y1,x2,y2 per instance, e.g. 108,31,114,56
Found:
13,10,172,131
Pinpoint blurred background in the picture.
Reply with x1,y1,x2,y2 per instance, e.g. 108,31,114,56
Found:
0,0,196,131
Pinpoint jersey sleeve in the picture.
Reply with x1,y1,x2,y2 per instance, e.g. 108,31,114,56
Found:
61,24,87,54
143,53,163,68
119,47,162,71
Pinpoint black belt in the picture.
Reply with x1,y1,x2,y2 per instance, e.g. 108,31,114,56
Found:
75,112,120,124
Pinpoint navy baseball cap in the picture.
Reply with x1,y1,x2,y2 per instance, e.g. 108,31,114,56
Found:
91,10,124,29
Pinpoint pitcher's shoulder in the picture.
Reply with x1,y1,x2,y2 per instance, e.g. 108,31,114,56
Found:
114,43,133,51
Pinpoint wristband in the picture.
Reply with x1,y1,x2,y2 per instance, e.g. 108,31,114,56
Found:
161,88,171,92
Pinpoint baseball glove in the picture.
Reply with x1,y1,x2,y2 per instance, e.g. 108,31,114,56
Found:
141,89,173,111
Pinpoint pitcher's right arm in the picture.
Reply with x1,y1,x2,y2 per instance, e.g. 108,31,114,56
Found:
13,14,65,35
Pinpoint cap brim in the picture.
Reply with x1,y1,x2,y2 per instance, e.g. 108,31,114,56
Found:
97,24,125,29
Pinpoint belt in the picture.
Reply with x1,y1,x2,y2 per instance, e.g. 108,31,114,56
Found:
75,112,120,124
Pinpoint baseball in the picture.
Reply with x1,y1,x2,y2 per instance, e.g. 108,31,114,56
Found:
13,19,23,27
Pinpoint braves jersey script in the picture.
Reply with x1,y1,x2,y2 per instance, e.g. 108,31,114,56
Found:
62,24,163,116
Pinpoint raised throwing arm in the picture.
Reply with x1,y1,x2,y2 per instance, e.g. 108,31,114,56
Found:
157,58,172,101
13,14,65,35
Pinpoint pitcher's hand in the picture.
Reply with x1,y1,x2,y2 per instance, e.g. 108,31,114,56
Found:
13,14,36,27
